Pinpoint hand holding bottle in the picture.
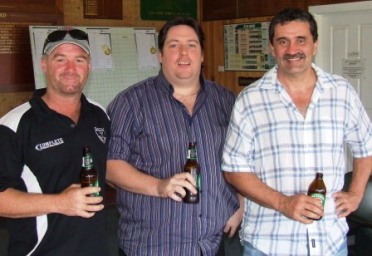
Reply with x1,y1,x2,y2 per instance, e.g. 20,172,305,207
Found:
307,173,326,220
183,142,200,204
80,146,100,197
55,184,104,218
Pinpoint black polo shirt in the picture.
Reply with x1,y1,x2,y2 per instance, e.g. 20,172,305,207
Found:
0,88,110,256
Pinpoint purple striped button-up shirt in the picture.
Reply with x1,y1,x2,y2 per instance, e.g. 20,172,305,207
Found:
107,71,239,256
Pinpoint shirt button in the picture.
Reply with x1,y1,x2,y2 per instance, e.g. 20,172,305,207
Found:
70,123,75,128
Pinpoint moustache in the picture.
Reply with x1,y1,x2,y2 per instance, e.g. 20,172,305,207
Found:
61,71,79,77
283,53,306,60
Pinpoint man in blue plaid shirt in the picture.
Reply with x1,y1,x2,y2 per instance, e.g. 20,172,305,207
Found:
222,8,372,256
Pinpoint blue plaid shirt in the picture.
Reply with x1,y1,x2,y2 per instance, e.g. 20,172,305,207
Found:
108,71,239,256
222,64,372,256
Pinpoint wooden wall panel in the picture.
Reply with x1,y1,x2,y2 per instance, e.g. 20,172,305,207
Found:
307,0,361,6
0,1,63,117
0,2,63,92
0,0,56,5
237,0,307,19
0,91,33,117
202,16,272,95
63,0,166,31
203,0,366,20
202,0,237,21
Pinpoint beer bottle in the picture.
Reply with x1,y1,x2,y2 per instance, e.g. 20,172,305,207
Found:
307,172,326,220
183,142,200,204
80,146,99,197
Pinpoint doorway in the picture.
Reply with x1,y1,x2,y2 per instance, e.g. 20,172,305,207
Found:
309,1,372,119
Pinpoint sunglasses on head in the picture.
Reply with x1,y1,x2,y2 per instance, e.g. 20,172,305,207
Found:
42,29,89,53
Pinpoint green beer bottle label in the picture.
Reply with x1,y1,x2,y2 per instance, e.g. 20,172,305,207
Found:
310,193,325,206
196,173,201,190
93,179,100,197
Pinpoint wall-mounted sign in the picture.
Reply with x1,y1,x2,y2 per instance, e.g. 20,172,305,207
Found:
224,22,276,71
342,59,365,79
83,0,122,19
0,2,62,93
140,0,197,21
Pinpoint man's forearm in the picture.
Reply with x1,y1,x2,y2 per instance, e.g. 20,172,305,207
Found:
223,171,284,211
106,159,162,196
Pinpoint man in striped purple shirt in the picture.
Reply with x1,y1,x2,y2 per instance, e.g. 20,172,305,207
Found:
106,17,243,256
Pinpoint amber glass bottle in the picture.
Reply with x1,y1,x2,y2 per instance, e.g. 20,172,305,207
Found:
307,172,326,220
80,146,99,197
183,142,200,204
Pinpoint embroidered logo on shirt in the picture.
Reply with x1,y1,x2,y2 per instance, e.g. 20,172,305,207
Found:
95,127,106,144
35,138,64,151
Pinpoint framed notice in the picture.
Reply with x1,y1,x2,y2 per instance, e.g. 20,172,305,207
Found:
224,22,276,71
83,0,122,19
140,0,197,20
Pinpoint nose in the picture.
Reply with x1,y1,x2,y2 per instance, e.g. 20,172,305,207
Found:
65,60,77,70
286,40,298,54
180,44,188,55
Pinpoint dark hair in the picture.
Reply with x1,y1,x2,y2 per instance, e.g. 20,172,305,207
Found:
269,8,318,44
158,17,205,53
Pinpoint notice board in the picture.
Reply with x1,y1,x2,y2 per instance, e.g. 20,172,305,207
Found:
224,22,276,71
29,26,160,108
140,0,197,20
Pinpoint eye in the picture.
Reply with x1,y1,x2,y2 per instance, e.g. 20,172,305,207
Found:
277,39,287,46
76,57,88,63
169,43,179,49
55,57,65,62
297,38,306,45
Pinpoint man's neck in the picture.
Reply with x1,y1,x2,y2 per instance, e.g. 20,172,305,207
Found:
42,91,82,124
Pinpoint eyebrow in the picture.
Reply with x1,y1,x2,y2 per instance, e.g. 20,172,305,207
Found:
52,53,89,60
275,35,307,41
166,39,200,44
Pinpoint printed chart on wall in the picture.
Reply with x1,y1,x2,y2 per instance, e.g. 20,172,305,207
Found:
29,26,160,108
224,22,276,71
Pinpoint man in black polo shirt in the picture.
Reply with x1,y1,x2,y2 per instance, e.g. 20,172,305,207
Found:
0,28,110,255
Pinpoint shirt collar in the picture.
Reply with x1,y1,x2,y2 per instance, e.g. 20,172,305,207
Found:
259,63,338,93
156,70,206,96
31,88,90,120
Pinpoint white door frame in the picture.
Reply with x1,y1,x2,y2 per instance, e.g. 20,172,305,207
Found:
309,1,372,69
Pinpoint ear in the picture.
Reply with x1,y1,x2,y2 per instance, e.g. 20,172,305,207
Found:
40,56,47,74
269,43,276,57
313,39,319,56
157,51,163,65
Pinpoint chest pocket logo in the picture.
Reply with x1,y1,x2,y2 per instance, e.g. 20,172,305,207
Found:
95,127,107,144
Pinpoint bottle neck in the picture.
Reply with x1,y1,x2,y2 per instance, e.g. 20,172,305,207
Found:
316,172,323,179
